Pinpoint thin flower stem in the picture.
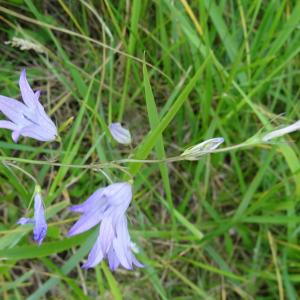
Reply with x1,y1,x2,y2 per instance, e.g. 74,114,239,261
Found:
2,161,39,185
0,141,268,171
0,156,110,168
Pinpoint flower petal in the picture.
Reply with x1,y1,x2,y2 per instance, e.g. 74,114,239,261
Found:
70,188,105,213
19,69,36,108
0,95,29,124
113,215,143,270
17,124,56,142
12,130,21,143
35,90,41,101
103,182,132,207
112,216,133,269
131,254,144,268
34,95,58,139
107,247,120,271
19,70,57,141
17,217,34,225
67,207,105,237
109,123,132,145
82,226,104,269
99,216,115,254
0,120,17,130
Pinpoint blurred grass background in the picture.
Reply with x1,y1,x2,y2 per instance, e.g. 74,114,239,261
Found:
0,0,300,299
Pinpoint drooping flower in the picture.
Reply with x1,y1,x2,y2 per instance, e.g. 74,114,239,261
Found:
180,137,224,160
262,120,300,142
68,182,143,270
17,192,47,246
109,123,132,145
0,69,57,142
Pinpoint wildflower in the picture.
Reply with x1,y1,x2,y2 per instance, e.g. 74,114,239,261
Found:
68,182,143,270
17,191,47,246
0,69,57,142
109,123,132,145
262,121,300,142
180,137,224,160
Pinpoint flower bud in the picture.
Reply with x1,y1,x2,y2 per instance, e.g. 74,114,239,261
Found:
180,137,224,160
262,121,300,142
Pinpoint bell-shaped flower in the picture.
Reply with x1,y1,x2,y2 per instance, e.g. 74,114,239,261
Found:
109,122,132,145
17,192,48,246
68,182,143,270
0,69,57,142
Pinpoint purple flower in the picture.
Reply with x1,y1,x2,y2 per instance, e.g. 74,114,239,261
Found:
68,182,143,270
109,123,132,145
0,69,57,142
17,192,47,246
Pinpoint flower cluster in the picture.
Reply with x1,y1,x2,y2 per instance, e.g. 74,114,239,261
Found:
3,69,300,273
1,70,142,271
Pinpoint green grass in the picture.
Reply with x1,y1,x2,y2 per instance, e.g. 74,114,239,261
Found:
0,0,300,299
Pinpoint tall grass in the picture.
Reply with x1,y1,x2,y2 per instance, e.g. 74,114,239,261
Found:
0,0,300,299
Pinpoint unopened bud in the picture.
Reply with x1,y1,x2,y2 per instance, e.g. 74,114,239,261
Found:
180,137,224,160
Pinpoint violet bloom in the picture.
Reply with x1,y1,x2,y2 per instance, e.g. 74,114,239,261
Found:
109,123,132,145
17,192,47,246
68,182,143,270
0,69,57,142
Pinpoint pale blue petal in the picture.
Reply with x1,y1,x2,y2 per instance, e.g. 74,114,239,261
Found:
31,89,58,141
131,254,144,268
0,120,17,130
67,209,105,237
112,215,143,270
110,205,129,229
112,238,132,270
34,90,41,101
17,124,55,142
17,217,34,225
103,182,132,207
0,95,29,124
82,226,104,269
112,216,132,269
19,69,36,108
70,188,105,213
99,217,115,254
12,130,21,143
35,105,57,140
107,247,120,271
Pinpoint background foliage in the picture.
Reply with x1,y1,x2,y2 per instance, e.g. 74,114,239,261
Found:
0,0,300,299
